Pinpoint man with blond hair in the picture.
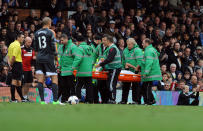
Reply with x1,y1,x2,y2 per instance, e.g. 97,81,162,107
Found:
119,38,143,104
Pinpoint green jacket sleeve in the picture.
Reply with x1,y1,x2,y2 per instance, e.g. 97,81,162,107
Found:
135,49,143,67
91,44,97,64
122,51,126,69
94,45,100,63
143,49,154,75
72,46,83,70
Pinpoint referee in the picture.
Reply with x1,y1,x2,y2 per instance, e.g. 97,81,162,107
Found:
95,34,122,104
8,33,25,102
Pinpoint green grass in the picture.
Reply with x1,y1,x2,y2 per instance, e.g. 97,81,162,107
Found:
0,103,203,131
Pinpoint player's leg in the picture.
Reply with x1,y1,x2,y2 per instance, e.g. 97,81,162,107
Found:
35,63,45,102
22,71,33,100
50,74,58,102
46,62,58,103
11,62,25,101
10,79,17,101
36,73,45,102
57,74,62,100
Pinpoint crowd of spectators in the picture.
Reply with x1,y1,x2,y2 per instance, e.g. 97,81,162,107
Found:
0,0,203,92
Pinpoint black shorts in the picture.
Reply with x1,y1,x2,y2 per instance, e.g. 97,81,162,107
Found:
11,62,23,80
35,62,57,76
23,71,33,83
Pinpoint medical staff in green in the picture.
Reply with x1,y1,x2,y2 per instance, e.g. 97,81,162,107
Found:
141,38,162,105
93,36,109,103
59,34,82,103
75,35,94,103
119,38,143,104
95,34,122,104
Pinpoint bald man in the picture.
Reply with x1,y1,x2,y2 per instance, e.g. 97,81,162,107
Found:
21,37,35,101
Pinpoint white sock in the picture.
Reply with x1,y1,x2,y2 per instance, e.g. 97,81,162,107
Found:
24,95,28,99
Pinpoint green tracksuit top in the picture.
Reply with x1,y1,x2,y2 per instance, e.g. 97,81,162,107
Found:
122,44,143,72
94,43,106,63
59,40,82,76
76,42,94,77
141,44,162,82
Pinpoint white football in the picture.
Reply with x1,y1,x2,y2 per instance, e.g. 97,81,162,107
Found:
68,96,79,105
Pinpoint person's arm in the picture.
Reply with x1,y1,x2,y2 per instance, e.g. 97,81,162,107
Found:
10,45,20,65
32,50,36,60
122,52,126,69
100,47,117,66
16,0,19,7
72,45,83,70
135,49,143,71
142,50,154,76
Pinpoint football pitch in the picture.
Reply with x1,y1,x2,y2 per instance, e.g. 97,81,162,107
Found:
0,103,203,131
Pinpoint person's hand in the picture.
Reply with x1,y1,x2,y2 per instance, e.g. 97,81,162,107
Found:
152,86,157,91
126,63,131,67
100,58,104,62
95,64,100,68
76,27,80,31
33,56,36,60
8,65,12,71
135,66,140,71
57,69,61,73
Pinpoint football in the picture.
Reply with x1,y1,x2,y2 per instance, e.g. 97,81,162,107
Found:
68,96,79,105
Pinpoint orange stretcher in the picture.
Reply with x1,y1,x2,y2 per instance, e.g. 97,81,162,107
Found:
73,70,141,82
